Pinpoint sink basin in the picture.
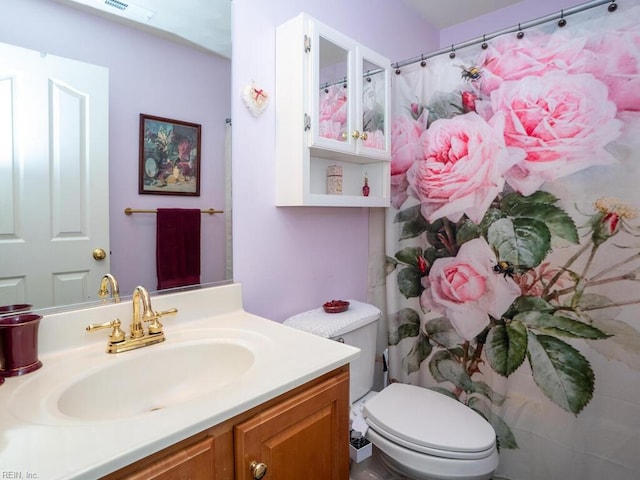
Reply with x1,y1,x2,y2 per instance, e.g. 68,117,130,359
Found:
8,328,269,425
57,341,254,421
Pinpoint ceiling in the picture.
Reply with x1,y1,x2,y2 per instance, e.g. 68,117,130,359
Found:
56,0,523,58
55,0,232,58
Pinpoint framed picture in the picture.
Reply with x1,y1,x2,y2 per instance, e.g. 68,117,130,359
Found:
139,114,202,196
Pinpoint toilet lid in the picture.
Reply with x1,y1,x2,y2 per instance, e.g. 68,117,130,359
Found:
363,383,496,459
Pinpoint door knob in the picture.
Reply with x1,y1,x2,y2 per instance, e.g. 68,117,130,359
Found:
250,461,268,479
93,248,107,260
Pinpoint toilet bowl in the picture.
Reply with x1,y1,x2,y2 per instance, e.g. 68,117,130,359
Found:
283,300,498,480
360,383,498,480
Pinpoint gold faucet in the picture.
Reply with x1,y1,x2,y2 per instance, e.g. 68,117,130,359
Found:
97,273,120,303
87,285,178,353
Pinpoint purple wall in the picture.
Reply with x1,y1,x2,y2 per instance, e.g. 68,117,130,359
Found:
231,0,438,321
440,0,587,47
2,0,231,295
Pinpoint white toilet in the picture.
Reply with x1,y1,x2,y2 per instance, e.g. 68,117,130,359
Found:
284,300,498,480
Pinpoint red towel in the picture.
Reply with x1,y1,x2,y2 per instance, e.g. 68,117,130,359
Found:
156,208,201,290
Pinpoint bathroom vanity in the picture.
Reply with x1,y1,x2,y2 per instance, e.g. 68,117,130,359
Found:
0,283,358,479
103,366,349,479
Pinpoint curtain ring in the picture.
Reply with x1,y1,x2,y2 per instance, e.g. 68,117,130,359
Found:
449,45,456,59
420,54,426,67
608,0,618,12
516,24,525,39
481,35,488,50
558,10,567,27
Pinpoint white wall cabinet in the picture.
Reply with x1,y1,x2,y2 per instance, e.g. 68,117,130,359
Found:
276,13,391,207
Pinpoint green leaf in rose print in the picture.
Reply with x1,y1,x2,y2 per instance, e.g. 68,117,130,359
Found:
501,191,559,210
385,256,398,276
428,350,459,383
504,203,579,244
429,352,474,390
479,208,505,236
486,320,528,377
429,361,506,404
388,308,421,345
499,191,578,244
574,293,618,312
516,311,611,339
487,217,551,268
423,246,451,266
589,316,640,371
425,218,457,251
395,247,423,268
456,219,482,245
402,332,433,374
397,266,423,298
426,91,464,126
469,398,519,449
395,205,430,240
424,317,465,349
469,380,507,406
527,333,595,414
505,295,555,318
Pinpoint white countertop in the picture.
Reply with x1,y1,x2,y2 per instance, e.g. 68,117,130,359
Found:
0,283,359,479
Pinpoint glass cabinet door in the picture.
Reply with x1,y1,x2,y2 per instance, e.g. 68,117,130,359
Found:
310,22,356,154
356,48,390,159
317,35,350,145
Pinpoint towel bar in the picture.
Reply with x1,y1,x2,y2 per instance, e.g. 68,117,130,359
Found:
124,208,223,215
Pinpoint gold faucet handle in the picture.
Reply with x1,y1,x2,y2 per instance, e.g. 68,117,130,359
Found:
145,308,178,335
86,319,126,343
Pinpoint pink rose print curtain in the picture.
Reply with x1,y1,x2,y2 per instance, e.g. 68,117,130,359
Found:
385,2,640,479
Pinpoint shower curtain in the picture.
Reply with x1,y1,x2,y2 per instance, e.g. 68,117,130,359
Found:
384,2,640,479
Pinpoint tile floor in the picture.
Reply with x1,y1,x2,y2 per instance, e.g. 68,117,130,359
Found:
349,449,503,480
349,450,407,480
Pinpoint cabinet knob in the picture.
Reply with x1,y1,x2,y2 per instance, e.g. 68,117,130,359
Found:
360,132,368,141
351,130,361,139
250,461,268,479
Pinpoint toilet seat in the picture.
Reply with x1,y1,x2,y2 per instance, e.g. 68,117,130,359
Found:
363,383,496,460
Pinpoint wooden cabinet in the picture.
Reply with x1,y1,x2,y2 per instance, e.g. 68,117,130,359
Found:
275,13,391,207
102,366,350,480
235,366,350,479
102,436,218,480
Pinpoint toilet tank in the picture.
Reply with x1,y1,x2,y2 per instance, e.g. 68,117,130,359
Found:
283,300,381,403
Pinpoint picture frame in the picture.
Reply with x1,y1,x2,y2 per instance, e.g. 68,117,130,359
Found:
139,114,202,196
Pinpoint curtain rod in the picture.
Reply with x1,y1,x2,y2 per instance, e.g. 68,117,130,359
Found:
124,208,224,215
320,67,385,90
393,0,617,70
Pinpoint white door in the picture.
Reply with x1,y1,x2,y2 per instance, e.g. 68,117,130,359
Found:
0,42,110,309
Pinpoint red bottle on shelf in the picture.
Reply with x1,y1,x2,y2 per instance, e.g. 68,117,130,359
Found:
362,175,370,197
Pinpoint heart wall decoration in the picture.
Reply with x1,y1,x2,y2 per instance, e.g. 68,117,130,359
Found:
242,83,270,118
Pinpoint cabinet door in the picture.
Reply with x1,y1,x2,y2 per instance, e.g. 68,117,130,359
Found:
234,370,350,480
310,20,356,155
355,45,391,160
103,436,219,480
